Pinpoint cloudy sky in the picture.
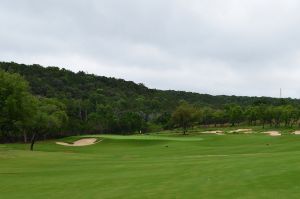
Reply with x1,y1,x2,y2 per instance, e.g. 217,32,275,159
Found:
1,0,300,98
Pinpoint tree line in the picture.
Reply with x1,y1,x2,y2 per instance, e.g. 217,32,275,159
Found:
171,102,300,134
1,62,300,147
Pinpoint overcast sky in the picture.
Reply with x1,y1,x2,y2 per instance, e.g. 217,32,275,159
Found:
1,0,300,98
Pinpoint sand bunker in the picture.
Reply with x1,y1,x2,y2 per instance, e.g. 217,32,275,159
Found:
201,130,224,135
292,131,300,135
56,138,98,146
229,129,252,133
262,131,281,136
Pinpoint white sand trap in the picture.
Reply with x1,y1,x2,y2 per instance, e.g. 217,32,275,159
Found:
292,131,300,135
262,131,281,136
201,130,224,135
56,138,98,146
229,129,252,133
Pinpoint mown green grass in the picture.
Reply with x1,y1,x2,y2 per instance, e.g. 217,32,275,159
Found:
2,131,300,198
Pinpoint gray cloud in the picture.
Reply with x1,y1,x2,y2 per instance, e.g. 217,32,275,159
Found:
1,0,300,98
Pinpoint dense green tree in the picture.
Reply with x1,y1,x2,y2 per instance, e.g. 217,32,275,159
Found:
14,95,38,143
244,106,259,125
281,105,294,127
257,104,272,128
29,98,68,150
0,70,37,142
155,112,172,129
212,110,226,127
291,107,300,127
272,106,283,127
225,104,243,126
88,104,115,133
118,112,145,134
201,107,214,126
171,102,196,134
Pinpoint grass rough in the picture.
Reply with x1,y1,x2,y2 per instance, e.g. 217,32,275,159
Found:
2,130,300,198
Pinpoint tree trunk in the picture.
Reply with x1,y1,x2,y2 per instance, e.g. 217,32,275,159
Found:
23,131,27,143
79,105,82,121
85,109,88,121
183,126,187,135
30,133,36,151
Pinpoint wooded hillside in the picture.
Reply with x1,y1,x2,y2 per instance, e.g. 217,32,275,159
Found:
1,61,299,142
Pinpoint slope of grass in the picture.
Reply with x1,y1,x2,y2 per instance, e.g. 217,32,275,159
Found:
2,132,300,198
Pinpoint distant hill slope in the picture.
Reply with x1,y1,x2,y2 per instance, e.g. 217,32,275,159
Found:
0,62,298,111
1,61,300,136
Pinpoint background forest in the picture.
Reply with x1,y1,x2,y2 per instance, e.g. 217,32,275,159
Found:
1,62,300,143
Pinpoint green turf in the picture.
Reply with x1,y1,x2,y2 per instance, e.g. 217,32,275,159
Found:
2,131,300,198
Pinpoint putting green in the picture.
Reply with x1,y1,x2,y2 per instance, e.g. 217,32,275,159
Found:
2,133,300,198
